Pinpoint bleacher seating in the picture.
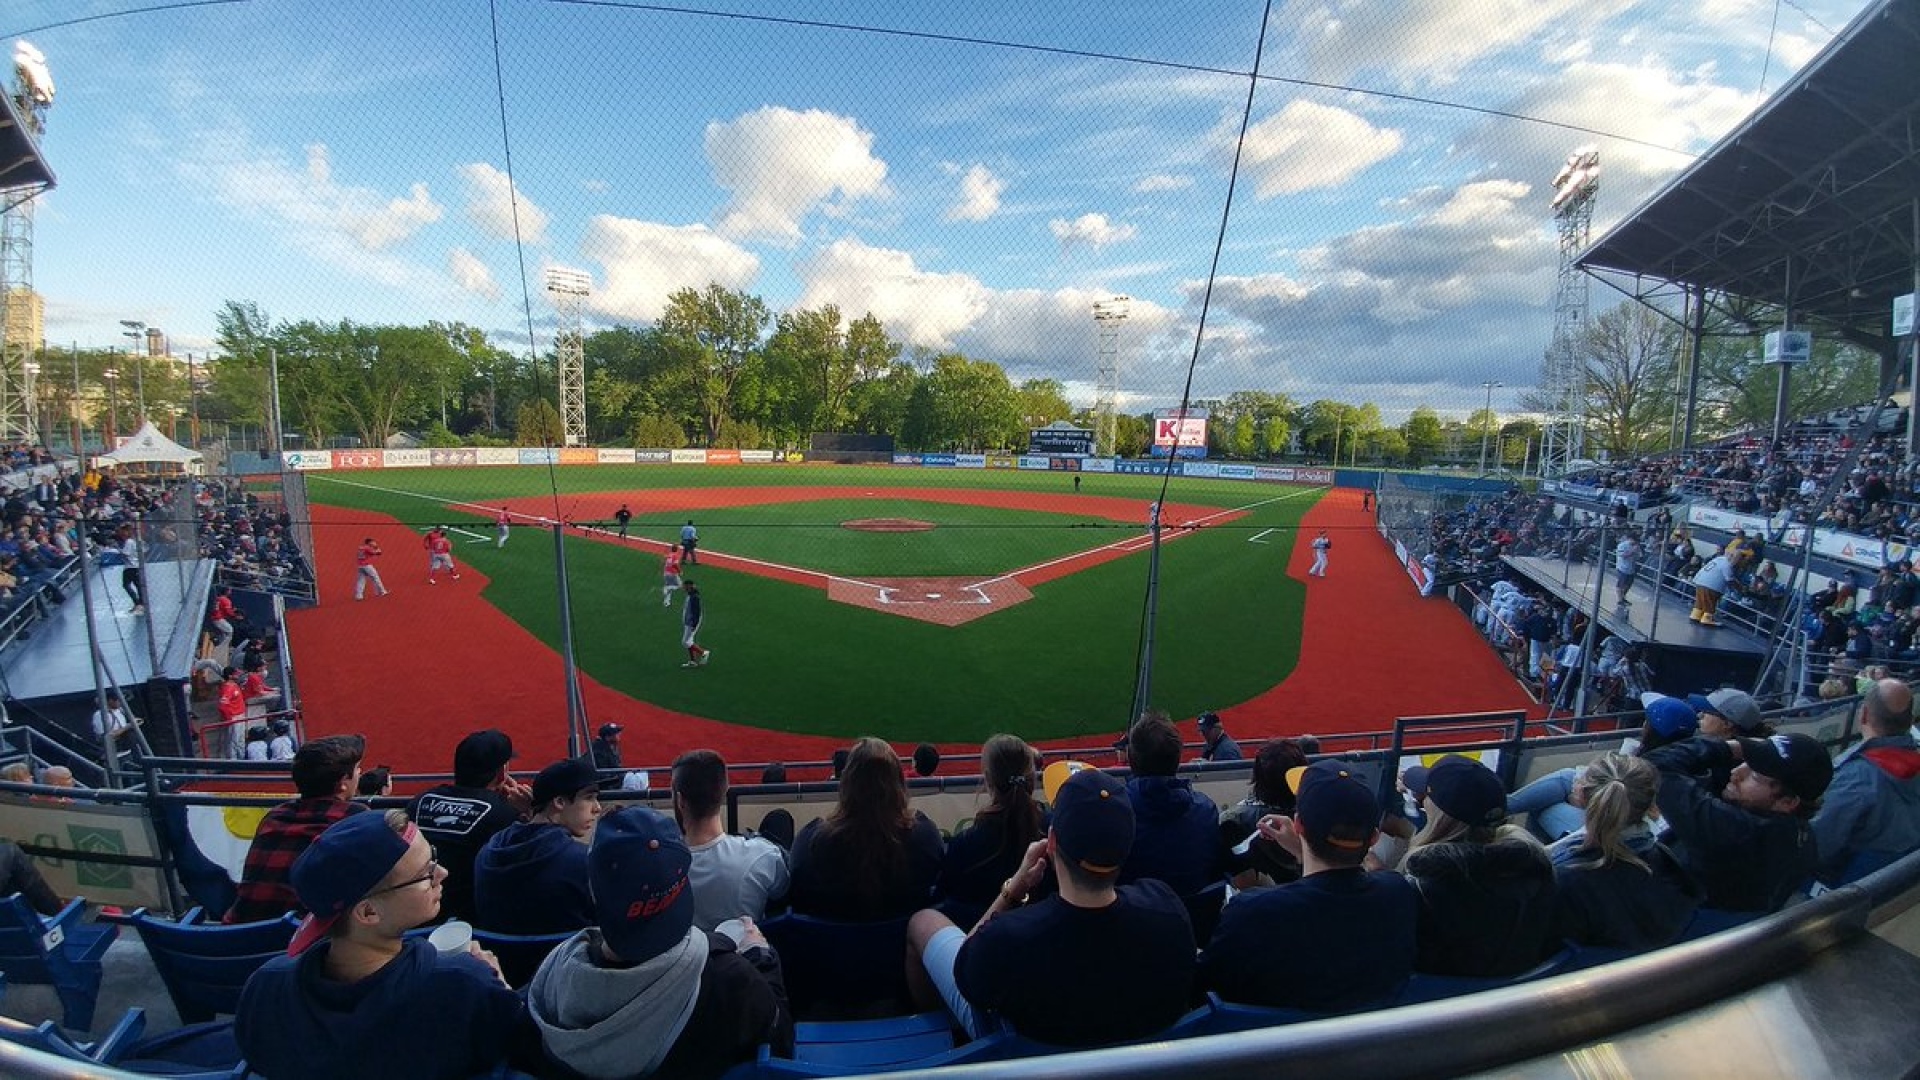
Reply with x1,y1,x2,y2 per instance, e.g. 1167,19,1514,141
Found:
0,895,118,1032
123,907,296,1024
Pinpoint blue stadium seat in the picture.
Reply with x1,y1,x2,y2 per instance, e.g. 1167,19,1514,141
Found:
788,1010,956,1068
120,1020,248,1076
758,914,911,1019
722,1030,1021,1079
0,893,119,1032
1394,944,1575,1006
126,906,298,1023
0,1004,146,1065
1188,992,1331,1035
471,927,573,988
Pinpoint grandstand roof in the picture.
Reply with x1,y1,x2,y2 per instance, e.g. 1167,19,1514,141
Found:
1578,0,1920,343
0,90,55,193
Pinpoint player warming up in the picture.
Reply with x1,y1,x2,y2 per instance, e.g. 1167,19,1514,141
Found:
353,538,387,600
680,581,710,668
495,507,511,548
1309,530,1331,577
614,503,632,538
662,546,684,607
424,526,461,585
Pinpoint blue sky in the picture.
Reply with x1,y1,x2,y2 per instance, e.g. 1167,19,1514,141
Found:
7,0,1870,419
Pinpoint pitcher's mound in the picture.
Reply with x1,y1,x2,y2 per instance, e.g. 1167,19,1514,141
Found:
828,575,1033,626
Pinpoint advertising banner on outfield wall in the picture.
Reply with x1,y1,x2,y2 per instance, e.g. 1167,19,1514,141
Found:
330,450,381,470
986,455,1016,469
955,454,987,468
921,453,956,467
476,448,519,465
707,449,742,464
670,449,707,464
281,451,332,471
559,448,598,465
1081,457,1115,473
384,449,430,468
1046,457,1080,471
1220,465,1256,479
776,450,804,462
1293,468,1334,484
429,448,478,466
519,448,557,465
597,448,635,464
1184,462,1220,478
1115,459,1171,475
740,449,775,463
893,454,921,465
636,450,671,463
1017,456,1051,470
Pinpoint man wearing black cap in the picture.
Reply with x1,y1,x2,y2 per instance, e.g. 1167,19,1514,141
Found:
591,723,623,772
473,758,603,937
1646,732,1833,912
236,810,533,1079
1199,761,1418,1011
904,767,1195,1047
409,729,533,924
1197,712,1242,762
527,807,792,1079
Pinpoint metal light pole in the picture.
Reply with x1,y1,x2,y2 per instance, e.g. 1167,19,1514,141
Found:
120,321,146,422
102,366,119,448
20,361,37,445
1478,381,1503,474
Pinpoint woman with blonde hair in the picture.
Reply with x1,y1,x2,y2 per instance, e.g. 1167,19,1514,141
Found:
790,737,945,921
1550,753,1701,950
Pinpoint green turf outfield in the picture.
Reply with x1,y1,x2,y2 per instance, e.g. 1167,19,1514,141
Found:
308,466,1319,741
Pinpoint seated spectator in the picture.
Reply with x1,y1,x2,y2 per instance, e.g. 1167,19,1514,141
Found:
1646,733,1833,912
789,738,944,921
671,749,790,931
1199,760,1418,1011
905,767,1195,1046
92,691,140,755
0,837,62,915
409,729,532,925
235,810,534,1080
935,734,1049,926
37,765,75,790
243,726,271,761
911,742,941,778
1120,712,1226,897
267,719,296,762
1196,712,1242,762
1812,679,1920,887
1548,754,1701,950
526,807,794,1079
1401,757,1556,976
0,762,30,784
227,734,368,923
357,765,393,800
473,757,602,936
1218,738,1311,888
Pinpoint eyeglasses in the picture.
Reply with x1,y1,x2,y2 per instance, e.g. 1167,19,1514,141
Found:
368,849,440,896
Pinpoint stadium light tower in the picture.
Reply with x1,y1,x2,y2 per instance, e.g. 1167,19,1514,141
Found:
1478,380,1503,474
0,40,56,445
1540,146,1599,477
1092,296,1130,456
544,266,591,447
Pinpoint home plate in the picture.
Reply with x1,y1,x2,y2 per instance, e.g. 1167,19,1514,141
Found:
829,575,1034,626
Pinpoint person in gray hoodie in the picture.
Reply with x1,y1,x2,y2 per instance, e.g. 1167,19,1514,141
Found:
474,757,601,936
529,807,793,1080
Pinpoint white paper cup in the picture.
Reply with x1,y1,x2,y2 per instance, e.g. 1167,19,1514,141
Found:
428,920,473,954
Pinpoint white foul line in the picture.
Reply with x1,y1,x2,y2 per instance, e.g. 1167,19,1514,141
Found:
1248,527,1274,545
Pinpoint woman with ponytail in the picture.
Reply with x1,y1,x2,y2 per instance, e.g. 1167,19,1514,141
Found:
1550,753,1702,950
934,735,1051,926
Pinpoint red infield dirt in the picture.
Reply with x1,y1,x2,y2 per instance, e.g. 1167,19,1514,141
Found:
291,486,1532,774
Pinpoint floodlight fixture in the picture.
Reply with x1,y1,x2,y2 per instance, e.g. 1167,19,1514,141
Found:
544,266,592,297
1550,145,1601,212
1093,296,1132,321
12,41,53,106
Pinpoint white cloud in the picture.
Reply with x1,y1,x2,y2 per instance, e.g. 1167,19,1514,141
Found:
578,216,760,322
582,178,609,194
448,247,499,301
1236,100,1403,198
206,142,444,252
458,162,548,244
795,237,989,349
705,106,889,243
1049,212,1138,250
1134,174,1193,193
945,163,1005,222
1282,0,1639,85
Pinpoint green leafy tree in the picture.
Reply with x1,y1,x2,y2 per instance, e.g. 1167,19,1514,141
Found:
1401,406,1444,464
631,413,687,448
1015,378,1073,429
658,284,771,444
516,397,565,445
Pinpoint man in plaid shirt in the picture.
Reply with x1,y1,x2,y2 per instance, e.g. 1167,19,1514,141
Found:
225,735,369,923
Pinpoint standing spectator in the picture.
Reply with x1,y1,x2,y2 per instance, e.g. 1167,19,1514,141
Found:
1646,733,1832,912
680,581,710,668
613,503,632,538
217,667,248,756
424,525,460,585
680,519,700,564
1614,531,1643,607
526,807,793,1079
672,749,790,930
209,586,243,645
1196,712,1242,762
473,757,602,936
905,767,1195,1046
235,811,534,1080
590,723,623,771
409,729,533,924
1812,678,1920,887
789,738,944,921
1199,760,1418,1011
352,537,386,600
1120,713,1226,897
227,734,368,923
935,735,1048,927
117,524,145,615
